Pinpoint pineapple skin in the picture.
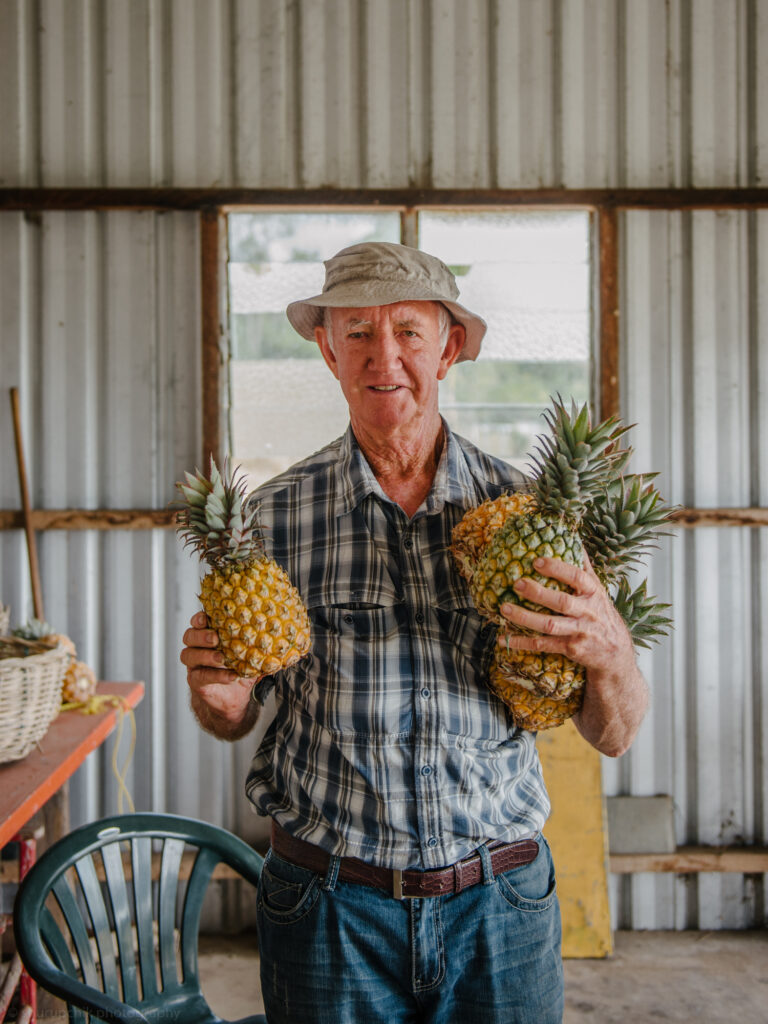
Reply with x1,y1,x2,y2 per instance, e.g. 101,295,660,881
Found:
200,557,311,678
450,492,536,582
489,659,584,731
495,628,585,699
62,660,98,702
469,509,585,624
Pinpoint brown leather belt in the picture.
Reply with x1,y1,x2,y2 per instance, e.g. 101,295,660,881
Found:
270,821,539,899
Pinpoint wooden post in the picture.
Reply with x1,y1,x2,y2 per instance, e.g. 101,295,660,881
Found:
598,207,620,420
9,388,44,621
201,210,225,470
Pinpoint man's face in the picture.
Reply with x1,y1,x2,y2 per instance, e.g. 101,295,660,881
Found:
314,301,465,440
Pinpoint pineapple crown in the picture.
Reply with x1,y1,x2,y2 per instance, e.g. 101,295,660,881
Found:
581,473,674,585
613,577,673,650
529,397,632,522
12,617,55,641
174,458,266,569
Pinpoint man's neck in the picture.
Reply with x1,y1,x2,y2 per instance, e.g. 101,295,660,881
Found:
353,418,445,518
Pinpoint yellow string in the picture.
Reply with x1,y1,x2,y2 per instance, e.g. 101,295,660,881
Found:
60,695,137,813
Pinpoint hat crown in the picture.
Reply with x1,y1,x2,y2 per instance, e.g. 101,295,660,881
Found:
322,242,460,301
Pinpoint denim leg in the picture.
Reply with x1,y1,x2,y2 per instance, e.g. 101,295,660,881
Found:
256,849,418,1024
418,837,564,1024
256,840,563,1024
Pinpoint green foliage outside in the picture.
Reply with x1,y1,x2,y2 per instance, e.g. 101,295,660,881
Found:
232,313,324,360
232,313,589,414
440,359,588,406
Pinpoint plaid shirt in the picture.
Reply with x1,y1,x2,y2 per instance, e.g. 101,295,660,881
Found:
245,423,550,870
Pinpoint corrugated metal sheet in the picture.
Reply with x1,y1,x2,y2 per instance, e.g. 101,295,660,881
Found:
2,0,768,930
610,210,768,928
2,0,764,190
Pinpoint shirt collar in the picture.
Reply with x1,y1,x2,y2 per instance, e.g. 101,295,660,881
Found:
335,419,480,517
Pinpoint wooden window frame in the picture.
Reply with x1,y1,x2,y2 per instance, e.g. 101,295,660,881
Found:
1,187,767,532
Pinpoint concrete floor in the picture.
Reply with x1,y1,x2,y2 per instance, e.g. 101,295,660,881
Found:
197,929,768,1023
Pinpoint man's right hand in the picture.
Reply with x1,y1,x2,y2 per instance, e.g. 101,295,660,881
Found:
180,611,261,739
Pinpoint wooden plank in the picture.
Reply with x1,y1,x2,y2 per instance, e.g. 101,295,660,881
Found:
668,507,768,527
538,720,613,959
0,509,177,530
610,847,768,874
0,682,145,849
4,187,768,212
1,505,763,532
598,207,620,420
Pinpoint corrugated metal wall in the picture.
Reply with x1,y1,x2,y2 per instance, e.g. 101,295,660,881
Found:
1,0,767,929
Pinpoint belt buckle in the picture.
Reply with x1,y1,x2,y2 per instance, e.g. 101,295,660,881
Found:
392,868,419,900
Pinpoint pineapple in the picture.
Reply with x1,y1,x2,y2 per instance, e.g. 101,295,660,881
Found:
489,659,584,732
13,617,76,657
175,458,311,678
452,397,674,730
13,618,97,703
468,399,630,623
450,493,536,582
62,660,98,703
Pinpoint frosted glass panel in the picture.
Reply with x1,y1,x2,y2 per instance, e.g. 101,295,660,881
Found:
421,211,592,470
228,213,400,485
228,210,593,485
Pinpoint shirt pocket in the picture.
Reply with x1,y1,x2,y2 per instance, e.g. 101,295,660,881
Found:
304,578,403,643
294,581,409,737
433,588,497,681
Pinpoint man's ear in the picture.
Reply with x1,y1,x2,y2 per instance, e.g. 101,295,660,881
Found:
437,323,466,379
315,325,340,380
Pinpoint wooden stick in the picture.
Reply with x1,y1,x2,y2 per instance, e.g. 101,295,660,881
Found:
9,387,45,621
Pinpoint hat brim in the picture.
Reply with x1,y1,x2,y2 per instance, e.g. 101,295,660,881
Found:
286,288,486,362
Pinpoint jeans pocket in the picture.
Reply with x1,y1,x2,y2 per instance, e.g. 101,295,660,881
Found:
257,850,321,925
495,838,558,912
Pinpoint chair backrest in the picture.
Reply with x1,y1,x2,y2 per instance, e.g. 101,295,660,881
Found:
14,812,265,1024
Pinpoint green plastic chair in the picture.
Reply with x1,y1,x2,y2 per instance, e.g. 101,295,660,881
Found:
13,812,267,1024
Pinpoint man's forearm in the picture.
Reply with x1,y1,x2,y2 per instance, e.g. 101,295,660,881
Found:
190,690,261,741
573,662,649,757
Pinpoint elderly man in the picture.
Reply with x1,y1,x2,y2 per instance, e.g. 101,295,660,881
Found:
181,242,648,1024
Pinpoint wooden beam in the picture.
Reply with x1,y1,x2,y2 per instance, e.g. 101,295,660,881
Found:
668,507,768,527
0,509,176,530
598,207,620,419
610,847,768,874
5,187,768,212
0,506,764,532
6,843,766,884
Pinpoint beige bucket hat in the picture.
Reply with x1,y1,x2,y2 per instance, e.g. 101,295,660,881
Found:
286,241,486,362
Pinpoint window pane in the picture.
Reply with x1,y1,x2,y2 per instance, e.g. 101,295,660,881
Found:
420,211,592,472
228,213,401,486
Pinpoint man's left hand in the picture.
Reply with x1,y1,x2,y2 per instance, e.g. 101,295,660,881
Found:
498,552,635,680
498,552,649,756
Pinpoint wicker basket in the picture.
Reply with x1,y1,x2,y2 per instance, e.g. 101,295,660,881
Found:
0,638,69,764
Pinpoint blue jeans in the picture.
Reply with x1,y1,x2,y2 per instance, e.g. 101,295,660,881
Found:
255,837,563,1024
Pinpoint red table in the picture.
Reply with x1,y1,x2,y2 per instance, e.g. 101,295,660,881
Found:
0,681,144,848
0,681,145,1024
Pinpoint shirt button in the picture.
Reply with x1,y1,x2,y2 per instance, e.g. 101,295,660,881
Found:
404,538,413,550
420,687,430,699
421,764,432,776
427,836,438,848
344,614,353,624
415,611,425,624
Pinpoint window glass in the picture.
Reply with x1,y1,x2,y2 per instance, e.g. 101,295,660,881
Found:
420,211,592,472
228,210,592,486
228,213,400,485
